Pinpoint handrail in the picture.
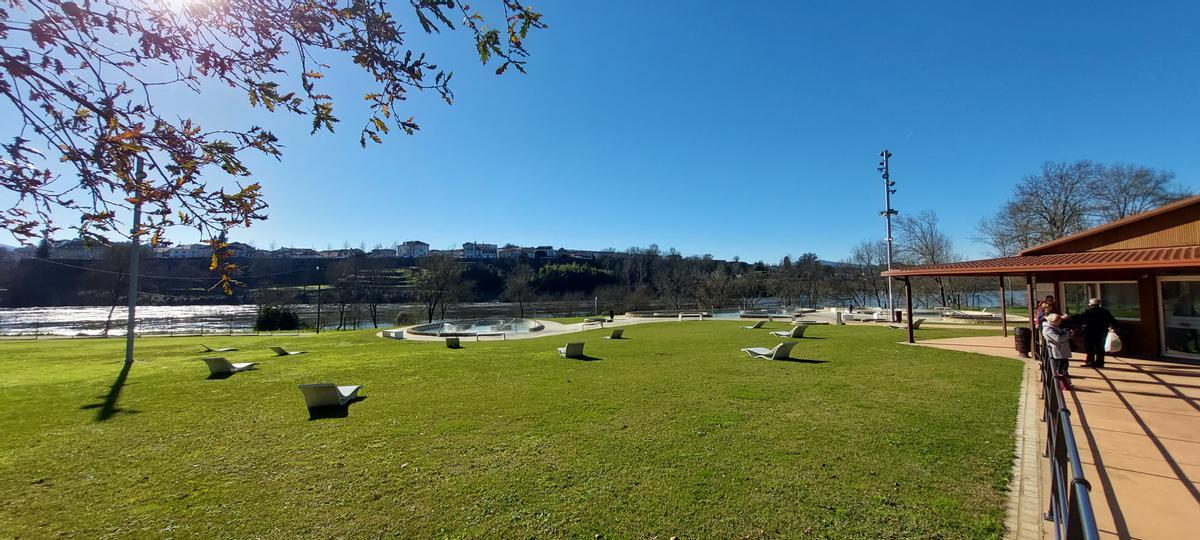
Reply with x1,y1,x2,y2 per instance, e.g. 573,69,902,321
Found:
1039,339,1101,540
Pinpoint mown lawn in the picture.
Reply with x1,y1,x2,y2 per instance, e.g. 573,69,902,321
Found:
0,322,1021,538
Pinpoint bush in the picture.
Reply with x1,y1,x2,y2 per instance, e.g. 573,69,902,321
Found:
530,263,616,294
395,307,426,326
255,306,301,331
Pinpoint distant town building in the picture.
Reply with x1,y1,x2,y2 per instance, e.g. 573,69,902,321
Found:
162,243,210,258
498,244,557,259
270,247,322,259
368,248,397,258
48,239,98,260
225,242,257,258
462,242,497,259
397,240,430,258
318,248,365,259
555,248,615,261
498,243,522,258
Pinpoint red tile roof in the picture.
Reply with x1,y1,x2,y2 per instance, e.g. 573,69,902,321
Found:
882,246,1200,277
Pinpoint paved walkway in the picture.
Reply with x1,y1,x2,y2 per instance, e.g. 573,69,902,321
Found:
915,335,1200,540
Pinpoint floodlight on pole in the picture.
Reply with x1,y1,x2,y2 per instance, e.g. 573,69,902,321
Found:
878,149,898,320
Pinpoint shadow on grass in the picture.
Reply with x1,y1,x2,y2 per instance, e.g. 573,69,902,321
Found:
564,355,603,362
205,366,258,380
307,396,368,420
81,361,134,422
774,358,829,364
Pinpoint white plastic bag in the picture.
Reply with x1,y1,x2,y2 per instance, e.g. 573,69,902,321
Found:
1105,330,1122,353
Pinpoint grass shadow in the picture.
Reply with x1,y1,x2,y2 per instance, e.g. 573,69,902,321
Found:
204,366,257,380
775,358,829,364
564,355,602,362
82,361,133,422
306,396,368,420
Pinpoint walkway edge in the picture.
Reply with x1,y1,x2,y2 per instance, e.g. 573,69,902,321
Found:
1004,357,1045,540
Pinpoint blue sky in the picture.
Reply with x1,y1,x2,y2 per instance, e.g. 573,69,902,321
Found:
5,1,1200,262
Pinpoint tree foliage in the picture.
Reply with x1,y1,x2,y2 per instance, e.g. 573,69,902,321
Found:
0,0,545,274
531,262,616,295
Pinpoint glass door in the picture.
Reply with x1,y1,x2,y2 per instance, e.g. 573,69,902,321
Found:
1159,277,1200,359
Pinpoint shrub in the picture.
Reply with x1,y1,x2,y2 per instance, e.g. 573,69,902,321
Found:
255,306,301,331
395,307,426,326
530,263,616,294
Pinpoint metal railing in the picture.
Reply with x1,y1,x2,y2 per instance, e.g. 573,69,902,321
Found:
1039,339,1101,540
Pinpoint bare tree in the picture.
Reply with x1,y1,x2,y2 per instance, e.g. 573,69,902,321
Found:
896,210,959,307
768,256,802,310
847,240,888,307
734,271,769,309
653,262,692,310
977,161,1098,256
503,265,535,318
1090,164,1190,222
693,268,733,310
411,254,464,323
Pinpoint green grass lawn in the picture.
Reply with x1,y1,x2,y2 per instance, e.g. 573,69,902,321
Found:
0,322,1021,538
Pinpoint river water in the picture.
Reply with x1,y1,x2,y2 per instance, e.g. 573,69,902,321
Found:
0,302,597,337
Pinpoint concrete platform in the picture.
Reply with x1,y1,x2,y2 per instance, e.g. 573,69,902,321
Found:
915,335,1200,540
379,316,663,342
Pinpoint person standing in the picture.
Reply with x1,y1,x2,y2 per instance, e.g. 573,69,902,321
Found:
1042,313,1073,385
1034,295,1059,360
1074,297,1117,368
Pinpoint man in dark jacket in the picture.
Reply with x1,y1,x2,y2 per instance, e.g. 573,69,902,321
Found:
1074,298,1117,368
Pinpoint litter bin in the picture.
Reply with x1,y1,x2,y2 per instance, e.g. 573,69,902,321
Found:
1014,327,1031,358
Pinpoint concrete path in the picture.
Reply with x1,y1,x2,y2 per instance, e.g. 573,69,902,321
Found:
915,335,1200,540
381,315,679,342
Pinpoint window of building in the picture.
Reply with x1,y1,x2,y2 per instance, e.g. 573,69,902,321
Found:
1061,281,1140,320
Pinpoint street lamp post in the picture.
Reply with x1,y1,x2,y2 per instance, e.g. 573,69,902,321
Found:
315,265,322,334
878,149,898,320
123,157,145,364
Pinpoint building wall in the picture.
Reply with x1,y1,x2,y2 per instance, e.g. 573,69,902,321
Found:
1028,204,1200,254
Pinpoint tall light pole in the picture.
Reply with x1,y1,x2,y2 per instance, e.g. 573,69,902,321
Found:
315,265,322,334
123,157,145,364
878,149,898,319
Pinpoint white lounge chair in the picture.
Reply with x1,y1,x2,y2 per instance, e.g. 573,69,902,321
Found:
889,318,925,330
741,342,797,360
604,328,624,339
741,320,766,329
298,383,363,408
201,357,255,375
270,346,306,356
446,337,461,349
770,325,809,339
200,344,238,353
558,342,586,358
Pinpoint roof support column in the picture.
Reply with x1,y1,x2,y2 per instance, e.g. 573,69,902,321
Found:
1025,273,1036,358
904,277,915,344
999,276,1008,338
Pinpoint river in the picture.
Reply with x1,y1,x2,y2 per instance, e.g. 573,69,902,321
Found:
0,302,597,337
